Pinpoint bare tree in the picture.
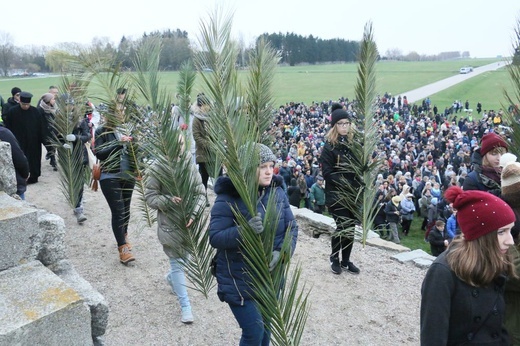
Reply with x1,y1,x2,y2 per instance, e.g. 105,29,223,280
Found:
385,47,403,60
0,31,15,77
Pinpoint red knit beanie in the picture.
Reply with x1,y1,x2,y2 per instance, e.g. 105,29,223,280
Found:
480,132,508,156
444,186,515,241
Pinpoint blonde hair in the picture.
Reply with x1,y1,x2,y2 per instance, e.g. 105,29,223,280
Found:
325,122,355,145
446,232,516,287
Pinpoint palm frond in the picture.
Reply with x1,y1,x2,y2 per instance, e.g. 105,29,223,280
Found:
196,8,310,345
51,77,90,209
333,22,383,245
503,17,520,157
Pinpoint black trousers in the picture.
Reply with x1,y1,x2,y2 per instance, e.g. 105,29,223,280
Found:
198,162,210,190
329,205,355,263
100,178,135,247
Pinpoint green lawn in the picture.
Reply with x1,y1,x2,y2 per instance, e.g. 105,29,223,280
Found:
0,58,507,113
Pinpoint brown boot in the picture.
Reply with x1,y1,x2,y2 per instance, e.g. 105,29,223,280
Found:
118,244,135,264
125,233,132,251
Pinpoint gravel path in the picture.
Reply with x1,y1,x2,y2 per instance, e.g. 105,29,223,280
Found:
26,157,425,346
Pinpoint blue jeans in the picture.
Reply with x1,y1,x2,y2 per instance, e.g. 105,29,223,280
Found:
229,300,270,346
166,258,190,309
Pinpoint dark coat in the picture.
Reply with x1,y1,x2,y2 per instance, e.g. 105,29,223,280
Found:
94,126,137,177
279,165,292,187
384,200,400,224
3,104,45,181
319,136,361,207
428,226,449,256
421,251,509,345
1,97,18,118
463,149,501,196
287,179,301,208
209,175,298,306
70,118,92,166
0,124,29,195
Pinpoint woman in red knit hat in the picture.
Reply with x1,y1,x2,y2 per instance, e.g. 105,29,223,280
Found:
463,132,508,196
421,186,516,345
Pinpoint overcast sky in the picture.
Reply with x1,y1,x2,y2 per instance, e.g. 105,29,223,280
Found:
3,0,519,58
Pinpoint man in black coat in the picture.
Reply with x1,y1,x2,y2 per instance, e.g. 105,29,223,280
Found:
1,87,21,119
0,123,29,198
3,91,45,184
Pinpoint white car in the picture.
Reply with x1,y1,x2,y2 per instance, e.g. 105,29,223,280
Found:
459,67,472,74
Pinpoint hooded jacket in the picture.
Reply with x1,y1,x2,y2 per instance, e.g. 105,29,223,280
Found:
209,174,298,306
145,160,206,258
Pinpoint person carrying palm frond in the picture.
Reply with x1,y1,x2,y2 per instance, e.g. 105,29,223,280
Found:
145,134,206,324
320,105,362,275
94,89,139,265
209,143,298,345
62,101,91,224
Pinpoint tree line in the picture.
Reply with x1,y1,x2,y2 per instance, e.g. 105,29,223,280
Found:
0,29,361,76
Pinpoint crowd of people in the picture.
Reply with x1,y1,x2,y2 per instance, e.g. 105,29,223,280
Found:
3,83,520,344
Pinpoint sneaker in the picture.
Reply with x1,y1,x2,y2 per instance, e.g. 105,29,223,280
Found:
181,307,194,324
330,257,341,275
76,213,87,224
341,261,360,275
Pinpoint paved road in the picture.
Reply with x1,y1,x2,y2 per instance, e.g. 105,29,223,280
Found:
402,61,508,103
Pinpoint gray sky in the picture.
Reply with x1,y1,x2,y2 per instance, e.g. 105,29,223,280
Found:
4,0,519,58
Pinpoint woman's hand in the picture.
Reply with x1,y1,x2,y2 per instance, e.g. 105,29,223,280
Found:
121,135,133,142
171,196,182,204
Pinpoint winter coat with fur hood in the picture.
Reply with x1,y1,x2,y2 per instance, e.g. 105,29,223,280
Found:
209,174,298,306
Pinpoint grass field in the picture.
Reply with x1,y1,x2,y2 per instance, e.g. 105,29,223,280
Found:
4,60,501,255
0,57,509,113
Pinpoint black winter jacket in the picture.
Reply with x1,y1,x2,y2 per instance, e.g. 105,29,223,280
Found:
421,251,509,345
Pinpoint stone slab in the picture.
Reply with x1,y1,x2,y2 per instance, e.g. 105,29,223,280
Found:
0,261,92,345
391,249,435,264
0,192,39,271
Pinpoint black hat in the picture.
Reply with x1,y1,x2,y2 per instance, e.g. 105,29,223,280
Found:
330,109,350,127
11,87,21,96
19,91,33,103
330,102,343,113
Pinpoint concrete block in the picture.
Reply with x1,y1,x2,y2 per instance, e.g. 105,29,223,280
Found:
37,212,67,266
48,260,109,341
0,142,17,196
0,192,39,271
0,261,92,345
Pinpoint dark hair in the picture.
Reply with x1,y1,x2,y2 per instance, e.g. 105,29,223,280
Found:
197,93,209,107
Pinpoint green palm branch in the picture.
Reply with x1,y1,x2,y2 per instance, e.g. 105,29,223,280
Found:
195,8,310,345
503,18,520,157
144,124,215,297
332,22,383,245
51,76,91,209
128,38,215,296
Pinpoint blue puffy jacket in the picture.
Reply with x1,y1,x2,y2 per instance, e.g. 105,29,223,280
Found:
209,174,298,306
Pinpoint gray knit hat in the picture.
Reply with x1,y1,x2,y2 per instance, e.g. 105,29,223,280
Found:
257,143,276,164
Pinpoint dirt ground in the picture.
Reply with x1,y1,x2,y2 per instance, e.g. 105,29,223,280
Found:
25,154,426,346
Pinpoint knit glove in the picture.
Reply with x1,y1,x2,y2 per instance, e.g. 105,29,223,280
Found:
269,250,281,271
248,213,264,234
66,134,77,142
63,143,72,150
